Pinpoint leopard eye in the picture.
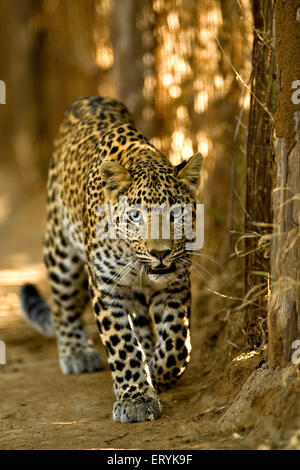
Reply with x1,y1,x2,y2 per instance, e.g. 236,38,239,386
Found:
170,205,182,222
128,209,143,224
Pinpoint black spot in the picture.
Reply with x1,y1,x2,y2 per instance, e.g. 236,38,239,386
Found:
105,341,115,356
154,313,161,324
165,314,174,323
55,248,67,259
130,359,140,368
162,330,168,340
122,333,131,342
134,292,147,306
159,349,165,359
119,350,127,360
102,317,111,331
176,338,184,350
68,312,80,322
170,324,181,334
100,276,114,285
110,146,118,154
50,272,60,283
59,262,68,273
125,344,134,353
178,348,188,361
115,360,125,371
166,355,176,367
96,318,102,334
167,301,180,309
125,370,132,380
112,310,124,318
48,253,56,266
134,316,149,327
133,372,140,381
60,294,70,301
110,334,120,346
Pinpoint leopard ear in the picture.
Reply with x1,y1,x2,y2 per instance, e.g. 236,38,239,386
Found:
176,152,203,195
100,160,131,199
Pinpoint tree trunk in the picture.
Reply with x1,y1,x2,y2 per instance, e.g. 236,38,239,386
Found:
244,0,276,348
2,0,45,190
268,0,300,367
111,0,145,131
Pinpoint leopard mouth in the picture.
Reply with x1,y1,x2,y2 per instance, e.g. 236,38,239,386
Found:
147,264,176,275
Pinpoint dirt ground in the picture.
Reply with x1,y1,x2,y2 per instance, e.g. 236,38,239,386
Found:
0,182,300,450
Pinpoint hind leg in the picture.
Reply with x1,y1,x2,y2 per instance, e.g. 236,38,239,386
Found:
43,229,102,374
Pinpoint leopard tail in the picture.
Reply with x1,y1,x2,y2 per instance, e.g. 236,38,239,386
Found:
19,283,55,337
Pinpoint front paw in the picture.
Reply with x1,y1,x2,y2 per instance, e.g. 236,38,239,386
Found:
113,396,162,423
59,347,102,374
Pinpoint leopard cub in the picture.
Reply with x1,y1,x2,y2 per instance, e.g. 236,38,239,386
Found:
20,96,202,422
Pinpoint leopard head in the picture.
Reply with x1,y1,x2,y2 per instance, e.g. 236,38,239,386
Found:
100,151,203,282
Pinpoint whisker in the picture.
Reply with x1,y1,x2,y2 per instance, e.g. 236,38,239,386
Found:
180,258,213,280
114,260,138,288
186,251,221,266
103,258,135,287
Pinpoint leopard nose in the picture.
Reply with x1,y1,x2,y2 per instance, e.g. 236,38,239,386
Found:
150,249,171,261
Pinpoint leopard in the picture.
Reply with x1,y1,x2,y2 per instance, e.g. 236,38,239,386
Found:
20,96,203,423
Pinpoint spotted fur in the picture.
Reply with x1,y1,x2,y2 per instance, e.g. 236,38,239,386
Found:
20,96,202,423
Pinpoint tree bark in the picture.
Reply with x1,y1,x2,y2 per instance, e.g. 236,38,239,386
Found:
244,0,276,347
111,0,145,131
268,1,300,367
